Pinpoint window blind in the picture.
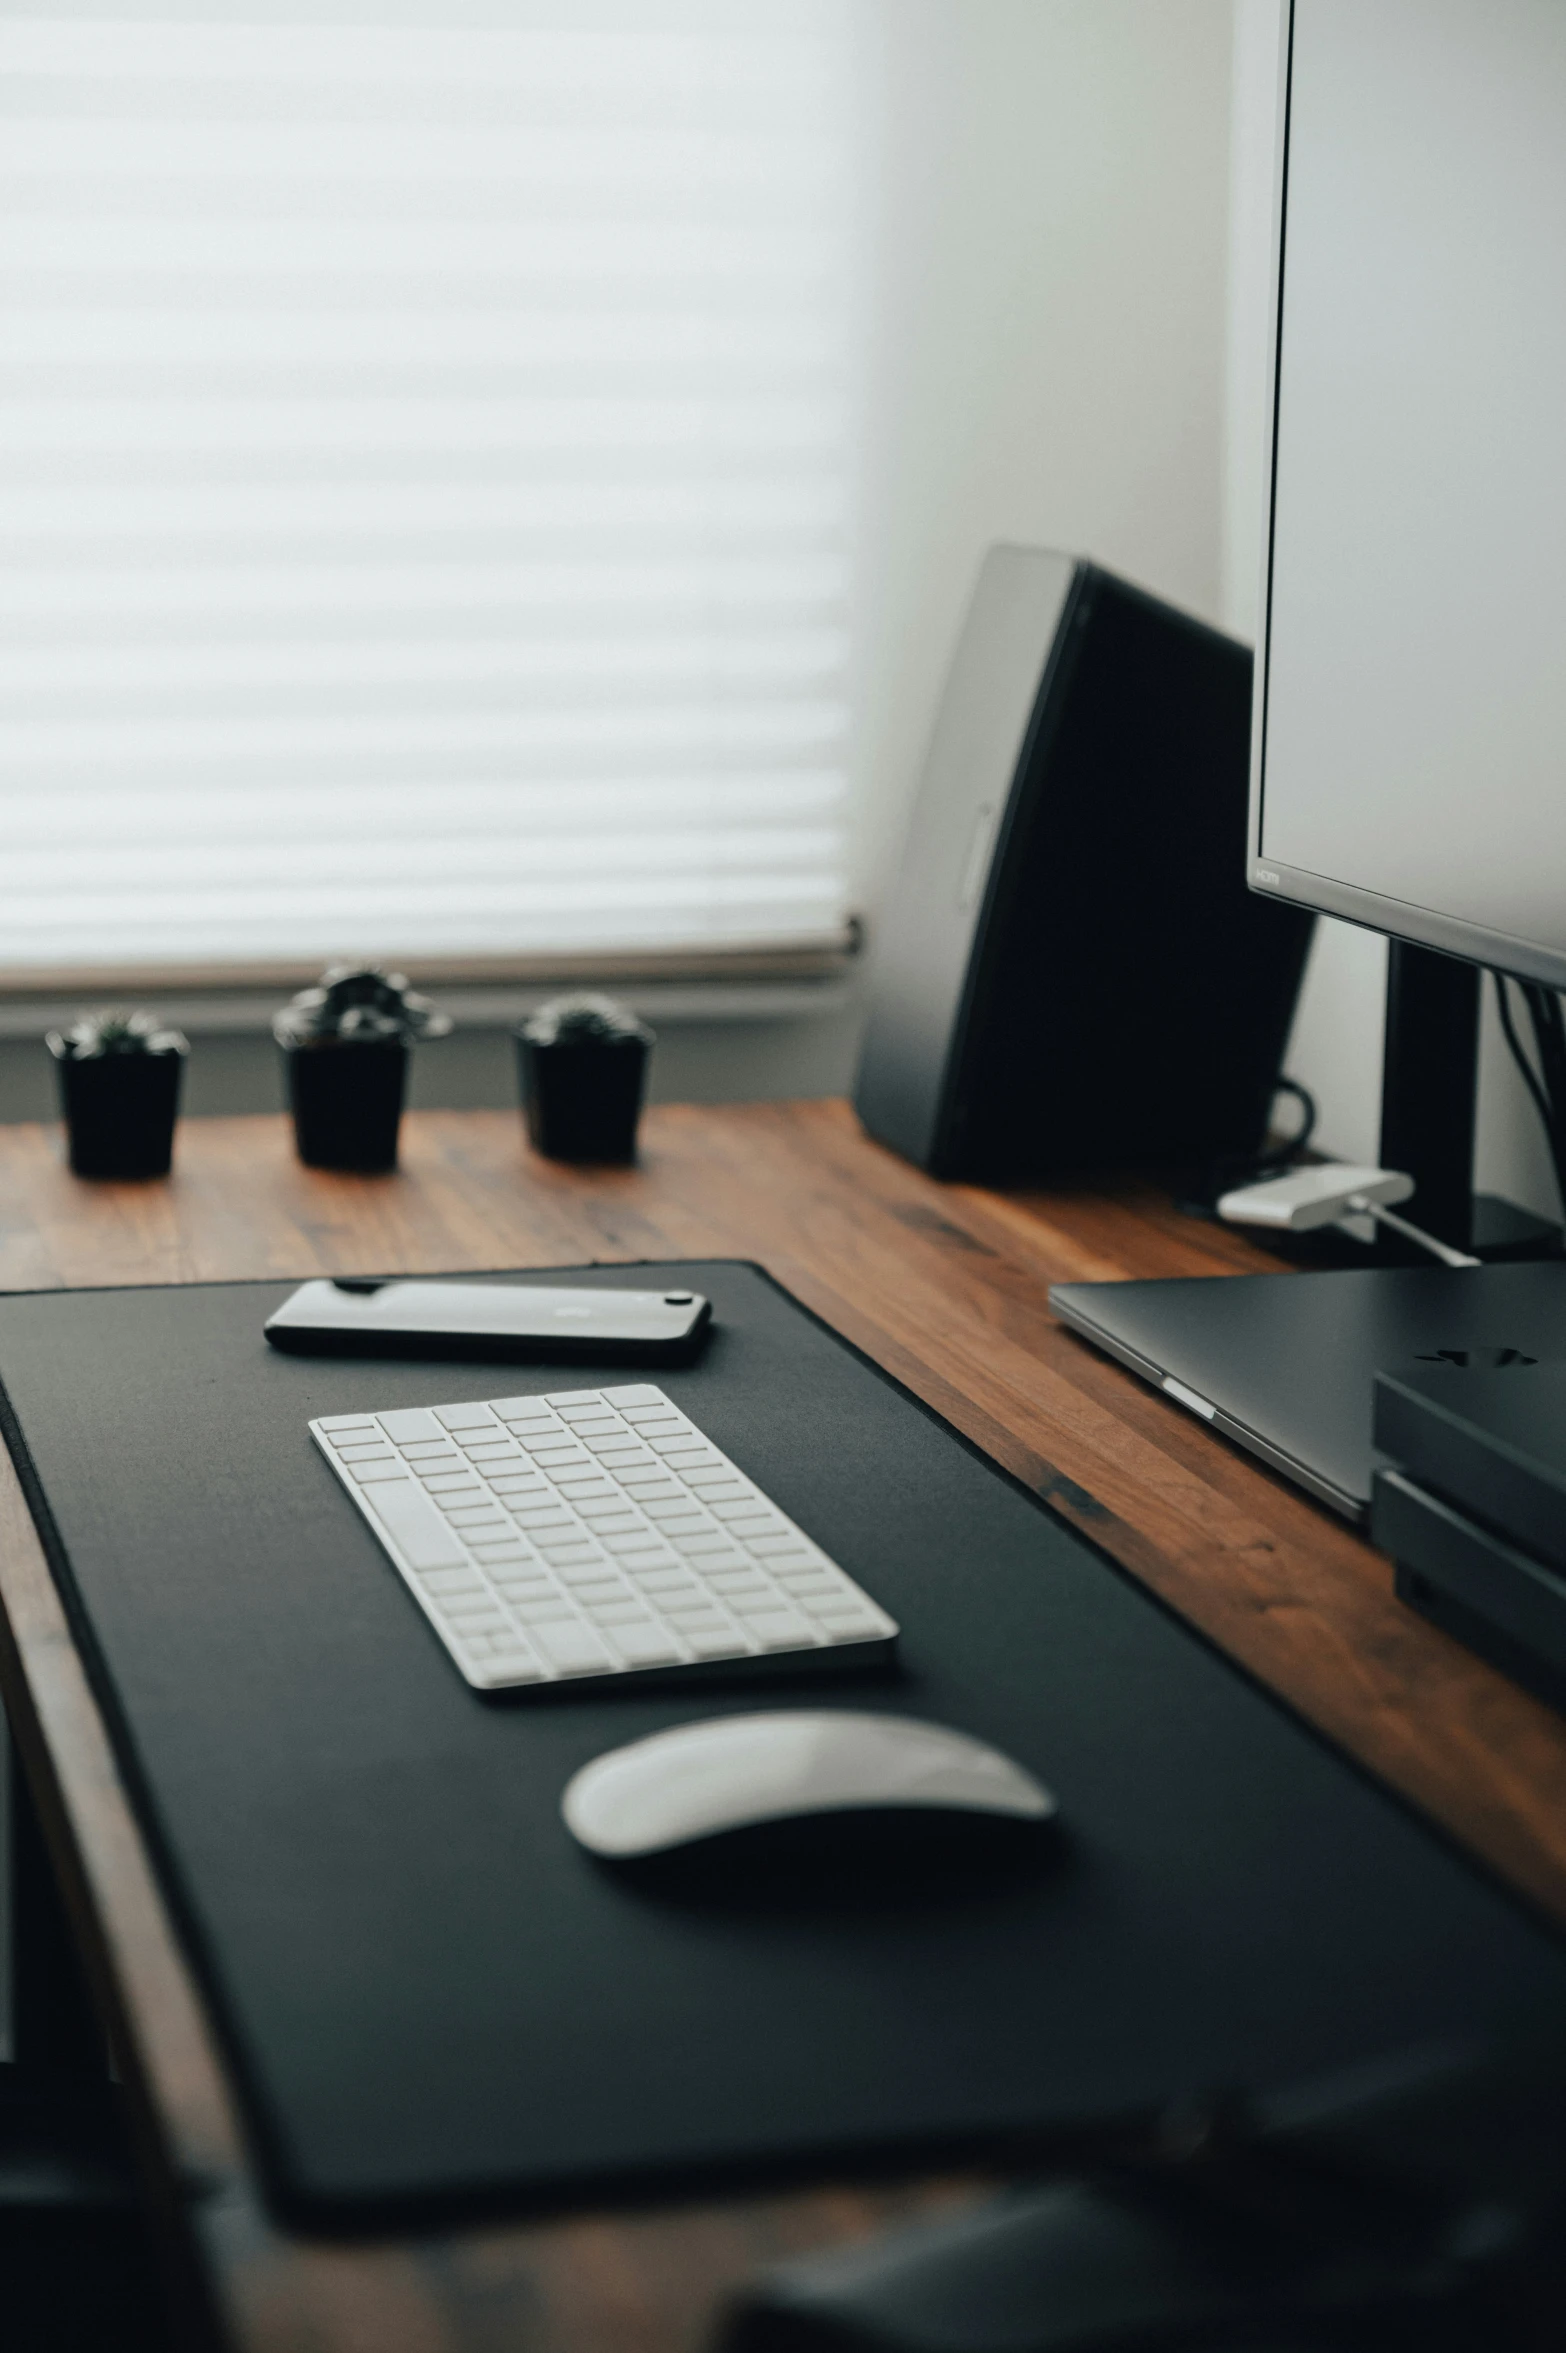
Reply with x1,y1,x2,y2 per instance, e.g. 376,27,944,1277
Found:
0,10,855,979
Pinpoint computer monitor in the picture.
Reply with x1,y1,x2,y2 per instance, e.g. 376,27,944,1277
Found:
1253,0,1566,988
1050,0,1566,1521
1250,0,1566,1251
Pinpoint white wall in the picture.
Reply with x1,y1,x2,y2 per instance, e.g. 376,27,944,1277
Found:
1223,0,1562,1219
850,0,1235,937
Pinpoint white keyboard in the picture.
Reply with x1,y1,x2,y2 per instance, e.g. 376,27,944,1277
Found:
311,1383,899,1691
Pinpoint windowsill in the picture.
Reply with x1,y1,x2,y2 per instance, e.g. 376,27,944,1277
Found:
0,943,861,1041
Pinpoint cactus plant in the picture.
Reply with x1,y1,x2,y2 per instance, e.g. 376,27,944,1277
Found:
47,1008,187,1178
275,967,451,1171
515,993,652,1163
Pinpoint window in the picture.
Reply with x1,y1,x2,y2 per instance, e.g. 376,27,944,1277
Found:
0,8,855,981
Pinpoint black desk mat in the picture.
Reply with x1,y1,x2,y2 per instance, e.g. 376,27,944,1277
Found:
1,1261,1563,2224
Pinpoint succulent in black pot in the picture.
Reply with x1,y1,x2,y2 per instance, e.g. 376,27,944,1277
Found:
274,966,451,1172
46,1009,188,1179
515,993,653,1164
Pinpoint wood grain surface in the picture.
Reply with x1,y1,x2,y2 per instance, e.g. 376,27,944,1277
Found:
1,1099,1563,2353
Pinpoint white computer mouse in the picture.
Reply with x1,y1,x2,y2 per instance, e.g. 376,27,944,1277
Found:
560,1709,1057,1860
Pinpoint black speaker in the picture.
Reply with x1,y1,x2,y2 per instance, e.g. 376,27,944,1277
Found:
854,547,1314,1181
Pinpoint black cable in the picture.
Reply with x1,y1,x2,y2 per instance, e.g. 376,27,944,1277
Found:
1178,1077,1319,1218
1525,983,1566,1171
1252,1077,1317,1171
1494,972,1554,1135
1494,971,1566,1213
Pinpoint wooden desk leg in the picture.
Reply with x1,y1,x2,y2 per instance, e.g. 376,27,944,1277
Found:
7,1717,111,2082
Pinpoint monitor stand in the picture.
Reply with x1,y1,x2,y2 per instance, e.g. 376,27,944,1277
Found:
1052,945,1566,1519
1363,941,1558,1263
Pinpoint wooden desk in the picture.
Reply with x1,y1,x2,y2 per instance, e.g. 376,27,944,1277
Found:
2,1100,1564,2352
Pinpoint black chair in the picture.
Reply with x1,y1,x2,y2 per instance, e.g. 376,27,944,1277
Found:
2,1735,170,2353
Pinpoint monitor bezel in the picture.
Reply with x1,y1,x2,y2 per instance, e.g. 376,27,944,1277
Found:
1245,0,1566,996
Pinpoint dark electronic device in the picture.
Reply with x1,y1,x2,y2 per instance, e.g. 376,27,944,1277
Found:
1053,1261,1566,1523
1055,3,1566,1536
722,2036,1566,2353
1371,1358,1566,1712
853,545,1313,1180
263,1277,711,1364
1374,1357,1566,1573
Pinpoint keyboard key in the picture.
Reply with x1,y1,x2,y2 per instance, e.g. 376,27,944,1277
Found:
423,1472,481,1495
447,1607,505,1634
814,1607,890,1642
350,1460,412,1485
418,1567,486,1596
377,1409,442,1443
573,1578,630,1605
472,1658,541,1688
808,1587,879,1615
607,1620,683,1667
774,1573,838,1600
662,1594,728,1622
683,1624,752,1660
361,1480,470,1571
531,1619,614,1676
747,1610,820,1651
435,1405,496,1431
319,1415,378,1436
588,1598,646,1623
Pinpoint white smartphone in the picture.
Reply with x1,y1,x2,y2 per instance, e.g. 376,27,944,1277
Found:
264,1278,711,1366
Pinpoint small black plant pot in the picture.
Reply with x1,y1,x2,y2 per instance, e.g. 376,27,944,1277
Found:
516,1030,650,1163
282,1040,408,1172
48,1037,185,1179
